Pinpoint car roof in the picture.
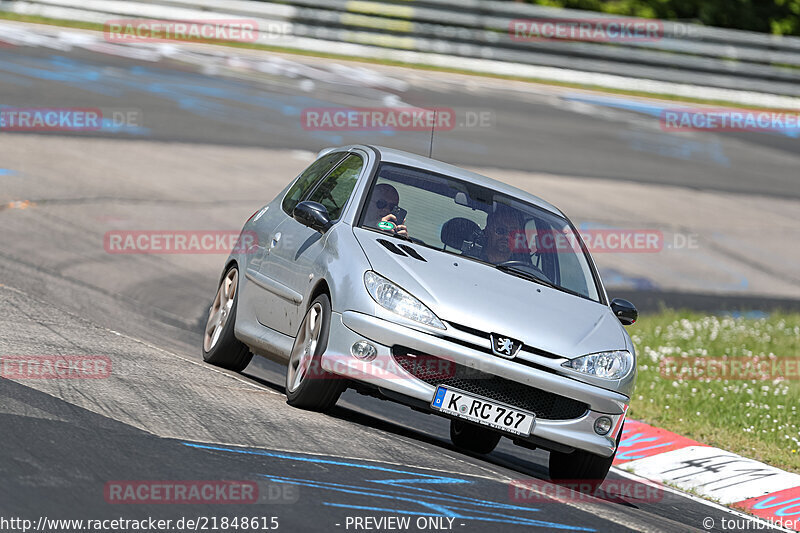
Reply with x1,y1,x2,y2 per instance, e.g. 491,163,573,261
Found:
359,145,565,217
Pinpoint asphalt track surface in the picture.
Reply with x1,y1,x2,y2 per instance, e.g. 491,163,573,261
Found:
1,22,797,533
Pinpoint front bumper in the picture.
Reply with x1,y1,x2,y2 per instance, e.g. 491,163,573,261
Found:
322,311,629,458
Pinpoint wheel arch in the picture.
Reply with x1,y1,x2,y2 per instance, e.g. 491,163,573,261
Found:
308,278,331,309
220,259,239,283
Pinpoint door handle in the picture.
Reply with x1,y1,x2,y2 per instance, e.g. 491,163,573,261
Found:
270,232,282,249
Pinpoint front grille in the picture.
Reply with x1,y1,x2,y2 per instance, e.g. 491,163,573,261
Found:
393,348,589,420
446,321,562,359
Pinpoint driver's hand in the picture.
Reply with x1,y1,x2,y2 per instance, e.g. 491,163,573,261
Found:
380,214,408,237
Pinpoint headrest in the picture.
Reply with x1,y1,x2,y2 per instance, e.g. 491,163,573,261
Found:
440,217,481,250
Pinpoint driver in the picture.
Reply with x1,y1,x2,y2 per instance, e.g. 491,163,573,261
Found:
364,183,408,238
480,207,528,264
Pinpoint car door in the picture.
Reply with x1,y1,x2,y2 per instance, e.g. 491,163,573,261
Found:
248,151,347,331
258,152,365,336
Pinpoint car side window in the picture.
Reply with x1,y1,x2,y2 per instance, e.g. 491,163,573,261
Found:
305,154,364,221
282,152,345,215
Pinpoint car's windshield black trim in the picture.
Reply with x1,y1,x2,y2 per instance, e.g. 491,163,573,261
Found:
358,226,599,303
354,159,603,303
496,264,595,302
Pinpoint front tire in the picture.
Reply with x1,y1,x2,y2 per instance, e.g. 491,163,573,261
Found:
548,426,622,487
202,265,253,372
450,420,502,454
285,294,344,411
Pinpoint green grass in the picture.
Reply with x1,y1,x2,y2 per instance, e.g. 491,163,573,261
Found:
1,11,798,111
629,311,800,472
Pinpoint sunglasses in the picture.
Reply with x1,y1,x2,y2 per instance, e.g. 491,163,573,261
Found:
375,199,398,210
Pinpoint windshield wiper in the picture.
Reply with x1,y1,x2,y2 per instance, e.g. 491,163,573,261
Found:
496,264,592,300
495,264,557,289
387,231,413,242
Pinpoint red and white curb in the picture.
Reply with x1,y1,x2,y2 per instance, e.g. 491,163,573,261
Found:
615,419,800,531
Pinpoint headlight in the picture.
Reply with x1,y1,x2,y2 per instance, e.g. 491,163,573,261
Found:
364,271,445,329
562,350,633,380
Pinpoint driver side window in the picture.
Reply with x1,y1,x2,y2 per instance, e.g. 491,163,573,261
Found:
281,152,345,215
305,154,364,221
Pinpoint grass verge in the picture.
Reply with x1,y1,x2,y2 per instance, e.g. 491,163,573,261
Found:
0,11,797,111
628,311,800,473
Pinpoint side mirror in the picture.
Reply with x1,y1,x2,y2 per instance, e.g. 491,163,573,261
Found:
610,298,638,326
293,201,332,233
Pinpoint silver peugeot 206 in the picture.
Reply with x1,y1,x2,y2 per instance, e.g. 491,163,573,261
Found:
202,144,638,483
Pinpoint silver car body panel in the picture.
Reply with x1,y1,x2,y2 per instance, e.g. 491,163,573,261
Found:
224,144,636,457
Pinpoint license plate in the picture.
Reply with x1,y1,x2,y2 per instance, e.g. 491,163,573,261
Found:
431,385,535,436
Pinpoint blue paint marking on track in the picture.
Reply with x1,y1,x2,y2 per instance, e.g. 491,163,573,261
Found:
182,442,468,482
261,475,588,529
564,93,671,118
0,54,358,143
181,442,595,531
617,128,731,167
0,169,17,176
563,93,800,138
0,53,485,151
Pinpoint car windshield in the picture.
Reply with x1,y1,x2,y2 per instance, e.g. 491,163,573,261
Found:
358,163,601,302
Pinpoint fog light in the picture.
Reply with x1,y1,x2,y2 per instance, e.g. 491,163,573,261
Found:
351,341,377,361
594,416,612,435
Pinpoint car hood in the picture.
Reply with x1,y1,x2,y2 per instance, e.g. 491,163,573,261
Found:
354,228,626,359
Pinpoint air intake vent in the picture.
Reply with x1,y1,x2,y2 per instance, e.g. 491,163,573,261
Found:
376,239,407,256
393,348,588,420
398,244,426,262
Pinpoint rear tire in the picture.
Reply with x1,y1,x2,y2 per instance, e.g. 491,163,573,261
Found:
548,425,622,488
285,294,345,411
450,419,502,454
202,265,253,372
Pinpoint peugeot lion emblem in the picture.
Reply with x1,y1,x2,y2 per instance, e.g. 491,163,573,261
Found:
490,333,522,358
